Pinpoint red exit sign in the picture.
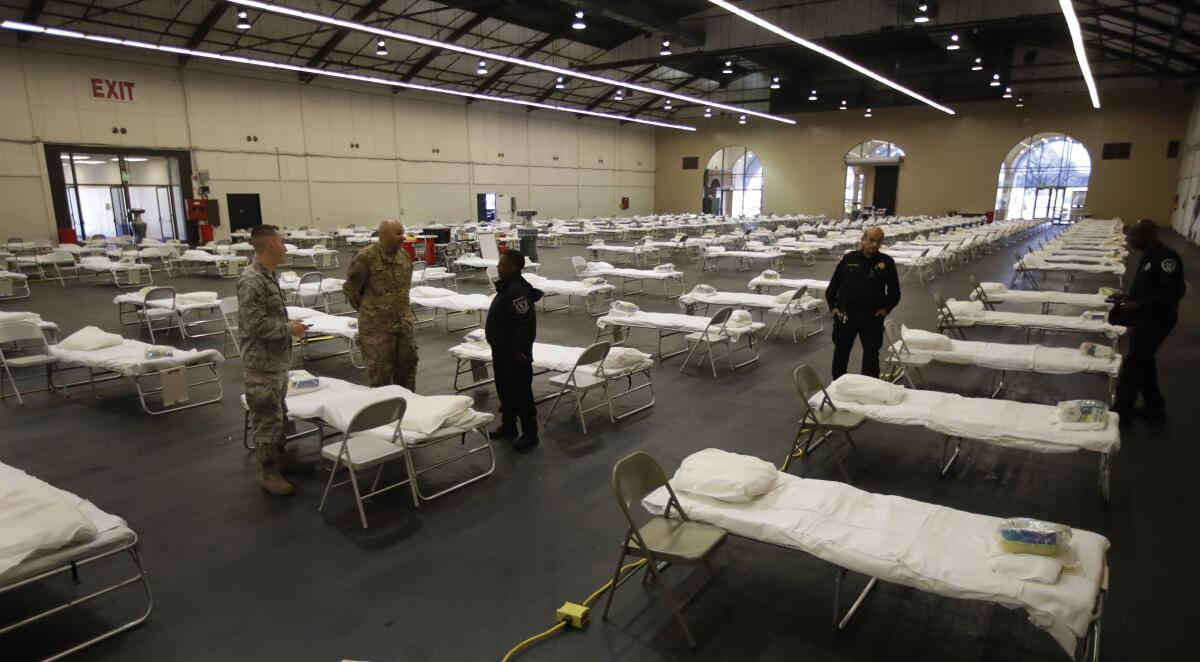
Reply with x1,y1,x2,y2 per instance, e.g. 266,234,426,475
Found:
90,78,136,102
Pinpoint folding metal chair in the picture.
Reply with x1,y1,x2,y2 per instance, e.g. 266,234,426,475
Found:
933,293,969,339
46,250,79,286
295,272,328,312
765,286,824,342
781,365,864,482
679,307,760,377
0,321,58,405
319,397,409,530
541,341,655,433
140,286,182,343
602,452,726,648
219,297,240,358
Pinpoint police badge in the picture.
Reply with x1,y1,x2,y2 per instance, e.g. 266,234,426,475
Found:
513,296,529,314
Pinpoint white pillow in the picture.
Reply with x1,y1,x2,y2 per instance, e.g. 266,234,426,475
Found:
670,449,778,503
774,289,798,304
980,282,1007,294
827,374,906,405
57,326,123,352
900,325,953,351
0,472,99,577
691,284,717,295
726,310,753,328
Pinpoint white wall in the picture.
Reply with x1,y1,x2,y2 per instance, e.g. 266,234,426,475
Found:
0,42,656,241
1171,91,1200,244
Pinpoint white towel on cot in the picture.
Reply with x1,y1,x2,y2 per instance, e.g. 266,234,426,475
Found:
827,375,906,405
57,326,123,351
990,553,1063,584
947,299,986,319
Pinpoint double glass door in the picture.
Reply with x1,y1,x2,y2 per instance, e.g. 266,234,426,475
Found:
59,151,185,241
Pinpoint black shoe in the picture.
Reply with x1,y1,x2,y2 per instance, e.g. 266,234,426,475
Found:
513,434,540,450
491,425,518,439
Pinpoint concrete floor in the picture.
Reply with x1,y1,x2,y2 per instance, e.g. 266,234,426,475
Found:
1,226,1197,662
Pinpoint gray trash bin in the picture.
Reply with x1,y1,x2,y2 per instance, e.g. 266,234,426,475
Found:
517,228,539,262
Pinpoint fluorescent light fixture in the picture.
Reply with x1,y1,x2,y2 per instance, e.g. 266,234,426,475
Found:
77,160,107,165
706,0,954,114
738,115,747,125
1002,86,1013,99
990,73,1001,87
227,0,793,125
808,89,818,101
554,76,565,89
946,34,960,51
864,108,873,118
236,11,251,29
0,20,696,132
660,40,671,56
476,59,488,75
722,60,733,74
839,100,847,110
1015,98,1025,108
770,76,780,90
1058,0,1100,109
971,57,983,71
703,107,712,117
376,39,387,56
914,3,930,23
572,10,586,30
46,27,84,39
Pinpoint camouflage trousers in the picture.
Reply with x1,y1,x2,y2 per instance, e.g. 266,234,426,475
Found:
359,329,418,390
245,370,289,469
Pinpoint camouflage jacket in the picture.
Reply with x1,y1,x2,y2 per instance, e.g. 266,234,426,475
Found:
237,260,292,373
343,242,416,333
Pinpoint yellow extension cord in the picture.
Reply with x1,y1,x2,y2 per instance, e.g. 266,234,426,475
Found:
500,558,649,662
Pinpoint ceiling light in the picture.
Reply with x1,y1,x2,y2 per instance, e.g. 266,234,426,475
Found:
0,21,697,132
738,115,747,125
1058,0,1100,109
914,3,930,23
706,0,954,114
614,88,624,100
1002,86,1013,99
990,73,1001,87
839,100,847,110
476,59,488,75
770,76,780,90
375,39,388,56
660,40,671,56
722,60,733,74
1015,98,1025,108
946,34,960,51
572,10,586,30
77,160,107,165
808,89,818,101
226,0,794,125
554,76,565,89
127,158,148,162
971,57,983,71
703,107,712,117
864,108,873,118
236,11,251,29
664,100,672,109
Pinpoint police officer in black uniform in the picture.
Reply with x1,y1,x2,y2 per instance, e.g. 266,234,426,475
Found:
486,250,544,449
826,227,901,379
1111,219,1185,423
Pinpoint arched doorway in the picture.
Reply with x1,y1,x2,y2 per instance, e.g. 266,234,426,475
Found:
843,140,905,220
995,133,1091,222
702,146,763,217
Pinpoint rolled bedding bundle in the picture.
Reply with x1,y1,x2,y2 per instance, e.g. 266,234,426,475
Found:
900,325,953,351
463,329,488,347
946,299,986,319
601,347,653,370
582,276,607,286
1079,342,1113,358
826,374,906,405
690,284,717,295
760,269,780,281
654,263,676,273
725,310,754,329
609,300,640,316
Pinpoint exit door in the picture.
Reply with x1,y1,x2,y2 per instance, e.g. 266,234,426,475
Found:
227,194,262,231
872,166,899,216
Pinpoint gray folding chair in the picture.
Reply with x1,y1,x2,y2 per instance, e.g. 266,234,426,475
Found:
571,255,590,279
541,341,655,433
680,307,760,376
0,321,58,406
933,292,968,339
46,250,79,286
765,286,823,342
318,397,410,530
219,297,240,358
296,272,327,312
602,452,726,648
140,286,181,343
783,365,864,482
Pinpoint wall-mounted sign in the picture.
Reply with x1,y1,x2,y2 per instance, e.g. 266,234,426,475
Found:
90,78,137,103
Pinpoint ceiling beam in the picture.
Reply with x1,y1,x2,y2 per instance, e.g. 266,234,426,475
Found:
17,0,48,42
178,4,231,65
621,74,702,122
582,63,660,110
577,0,706,47
1091,5,1200,50
299,0,391,83
473,32,562,94
399,10,492,84
1082,22,1200,71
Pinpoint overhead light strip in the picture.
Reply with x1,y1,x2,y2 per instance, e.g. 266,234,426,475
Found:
0,21,696,131
226,0,795,125
705,0,955,115
1057,0,1101,109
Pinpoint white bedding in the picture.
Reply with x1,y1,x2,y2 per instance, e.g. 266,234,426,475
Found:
597,311,765,338
1018,259,1125,275
584,264,682,280
79,257,150,272
279,275,346,295
970,285,1111,309
895,338,1121,376
945,302,1126,338
410,286,492,312
0,270,29,281
455,256,541,270
680,290,823,313
749,275,830,295
0,311,56,332
51,339,225,376
114,290,221,313
643,462,1107,656
525,274,615,296
181,250,246,264
813,380,1120,454
449,341,652,373
287,306,358,339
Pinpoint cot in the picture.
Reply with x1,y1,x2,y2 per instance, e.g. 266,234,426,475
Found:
283,244,339,269
679,287,824,341
287,306,363,368
700,247,785,272
587,238,660,266
409,286,492,332
177,250,247,278
0,270,30,299
524,273,615,316
453,255,540,274
643,452,1107,660
114,289,225,340
596,309,764,366
936,296,1125,348
0,462,152,660
574,259,685,299
749,273,830,297
278,273,348,312
77,257,153,288
1012,254,1125,291
969,278,1113,313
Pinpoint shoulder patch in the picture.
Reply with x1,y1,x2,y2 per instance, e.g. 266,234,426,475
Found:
512,296,530,314
1162,258,1177,274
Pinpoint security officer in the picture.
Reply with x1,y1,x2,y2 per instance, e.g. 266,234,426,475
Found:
825,226,901,379
486,250,543,449
344,219,419,390
1111,219,1185,423
239,224,309,496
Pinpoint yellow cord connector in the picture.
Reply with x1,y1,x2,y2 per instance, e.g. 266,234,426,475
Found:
500,558,648,661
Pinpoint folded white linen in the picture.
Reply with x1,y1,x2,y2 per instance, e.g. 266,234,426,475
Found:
411,285,455,298
894,338,1121,376
774,289,798,304
990,553,1063,584
726,310,754,328
827,375,906,405
0,311,41,324
319,383,473,435
588,261,615,270
176,291,219,304
182,249,212,260
286,306,322,320
602,347,652,370
980,282,1007,294
670,448,777,503
0,469,99,577
58,326,124,351
901,325,953,351
947,299,986,319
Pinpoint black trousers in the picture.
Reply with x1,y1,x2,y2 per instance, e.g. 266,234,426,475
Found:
832,310,885,379
493,353,538,433
1113,311,1176,412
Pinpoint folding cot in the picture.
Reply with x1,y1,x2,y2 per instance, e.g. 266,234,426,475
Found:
1012,254,1125,291
587,237,660,266
287,306,364,367
176,250,247,278
0,270,30,299
523,273,615,316
409,286,492,332
283,244,339,269
113,288,225,341
0,462,152,659
968,277,1113,313
680,287,824,341
748,273,830,298
78,257,154,288
700,247,786,272
596,308,764,369
936,296,1125,348
642,451,1107,660
574,258,685,299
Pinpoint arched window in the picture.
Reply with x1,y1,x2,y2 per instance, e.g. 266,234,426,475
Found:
995,133,1091,222
843,139,906,219
701,146,763,217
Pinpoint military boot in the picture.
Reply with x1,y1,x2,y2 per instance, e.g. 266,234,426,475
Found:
261,468,295,496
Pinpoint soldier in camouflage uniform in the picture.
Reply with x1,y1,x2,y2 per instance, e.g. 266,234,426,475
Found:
343,219,419,389
239,225,309,496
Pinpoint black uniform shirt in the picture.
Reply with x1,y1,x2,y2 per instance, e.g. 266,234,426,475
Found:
1128,241,1185,315
825,250,902,313
485,274,544,359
